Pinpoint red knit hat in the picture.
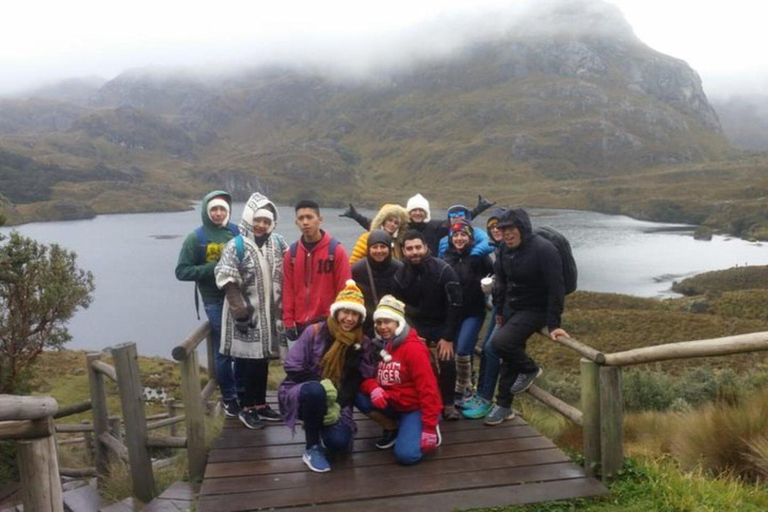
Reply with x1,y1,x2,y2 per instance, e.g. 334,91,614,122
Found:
450,219,474,239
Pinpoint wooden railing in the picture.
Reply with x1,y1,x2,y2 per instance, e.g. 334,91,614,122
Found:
0,395,63,512
526,329,768,482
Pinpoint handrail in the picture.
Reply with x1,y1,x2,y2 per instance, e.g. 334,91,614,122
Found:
172,321,211,361
147,415,186,431
55,423,94,433
54,400,92,419
540,329,606,363
91,360,118,382
0,395,58,421
602,331,768,367
526,385,583,427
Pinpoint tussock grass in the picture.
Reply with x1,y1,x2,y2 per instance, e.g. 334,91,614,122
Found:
672,266,768,296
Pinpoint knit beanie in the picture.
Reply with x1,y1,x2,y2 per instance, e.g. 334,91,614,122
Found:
206,197,231,226
450,219,474,240
406,193,431,223
373,295,406,336
330,279,367,321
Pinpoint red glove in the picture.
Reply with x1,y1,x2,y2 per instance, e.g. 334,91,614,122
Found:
370,387,388,409
420,426,439,453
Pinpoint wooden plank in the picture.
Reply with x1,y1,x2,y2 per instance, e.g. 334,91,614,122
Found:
112,342,156,502
17,435,64,512
0,417,53,440
0,395,58,421
158,482,196,501
201,448,569,496
198,461,587,511
213,415,527,448
205,436,557,479
279,477,608,512
86,352,110,476
99,432,129,463
600,365,623,482
207,424,542,463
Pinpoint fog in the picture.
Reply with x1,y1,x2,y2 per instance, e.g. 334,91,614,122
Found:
2,0,767,98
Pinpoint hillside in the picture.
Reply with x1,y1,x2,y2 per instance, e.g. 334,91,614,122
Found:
2,0,767,236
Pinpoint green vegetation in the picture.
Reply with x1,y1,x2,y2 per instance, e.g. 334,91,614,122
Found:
671,265,768,296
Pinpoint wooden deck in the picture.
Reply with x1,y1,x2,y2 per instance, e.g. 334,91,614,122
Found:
199,396,607,511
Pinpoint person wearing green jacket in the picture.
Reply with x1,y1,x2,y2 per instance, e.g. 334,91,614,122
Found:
175,190,240,416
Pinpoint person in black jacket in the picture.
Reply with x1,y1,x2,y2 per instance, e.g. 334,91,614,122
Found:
393,230,463,420
351,230,404,338
485,208,569,426
443,219,494,405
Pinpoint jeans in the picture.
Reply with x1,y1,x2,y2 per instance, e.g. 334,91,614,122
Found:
491,310,547,408
477,308,501,402
205,302,237,401
235,358,268,408
455,315,486,357
299,382,353,452
355,393,424,466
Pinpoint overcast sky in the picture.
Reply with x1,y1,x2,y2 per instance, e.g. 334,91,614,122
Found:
2,0,766,98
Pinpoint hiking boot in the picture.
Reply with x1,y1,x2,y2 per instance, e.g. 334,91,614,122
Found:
375,429,398,450
302,445,331,473
510,368,543,394
221,398,241,418
256,404,282,422
238,409,266,430
463,398,493,419
442,405,461,421
484,405,515,426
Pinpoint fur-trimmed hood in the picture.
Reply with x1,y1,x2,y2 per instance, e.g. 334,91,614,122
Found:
371,204,410,240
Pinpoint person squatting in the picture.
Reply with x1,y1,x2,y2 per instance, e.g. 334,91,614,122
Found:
176,192,570,473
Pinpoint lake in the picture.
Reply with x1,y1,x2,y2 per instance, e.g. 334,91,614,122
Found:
3,206,767,358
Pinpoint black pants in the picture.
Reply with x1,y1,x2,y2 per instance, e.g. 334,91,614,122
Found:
234,357,269,408
415,324,456,407
491,311,547,408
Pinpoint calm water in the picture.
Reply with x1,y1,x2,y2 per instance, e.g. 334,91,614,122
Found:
3,206,767,357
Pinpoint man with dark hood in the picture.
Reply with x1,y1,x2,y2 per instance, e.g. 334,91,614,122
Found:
176,190,240,416
484,208,569,426
351,229,404,337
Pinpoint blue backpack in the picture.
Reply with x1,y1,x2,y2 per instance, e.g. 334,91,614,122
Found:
289,238,340,266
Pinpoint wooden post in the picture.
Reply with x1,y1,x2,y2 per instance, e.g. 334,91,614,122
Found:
599,365,623,482
179,349,206,483
81,420,94,464
580,358,601,478
167,399,177,437
111,342,156,503
205,326,216,385
108,416,122,443
86,353,110,477
17,423,64,512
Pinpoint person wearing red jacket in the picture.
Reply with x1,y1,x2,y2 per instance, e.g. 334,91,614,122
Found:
283,200,352,346
356,295,443,465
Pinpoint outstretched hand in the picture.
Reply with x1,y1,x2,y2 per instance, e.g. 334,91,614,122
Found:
476,194,497,211
549,328,570,341
339,203,358,219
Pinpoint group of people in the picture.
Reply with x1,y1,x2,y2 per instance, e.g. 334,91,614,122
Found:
175,190,569,473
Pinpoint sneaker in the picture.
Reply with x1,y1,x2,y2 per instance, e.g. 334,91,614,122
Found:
221,398,241,417
510,367,543,394
256,404,282,422
463,398,493,419
484,405,515,426
302,445,331,473
456,395,481,410
375,429,398,450
238,409,266,430
442,405,461,421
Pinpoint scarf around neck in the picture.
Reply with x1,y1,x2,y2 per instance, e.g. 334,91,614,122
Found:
320,316,363,387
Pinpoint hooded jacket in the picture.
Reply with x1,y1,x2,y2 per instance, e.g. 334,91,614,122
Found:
215,193,287,359
360,326,442,430
349,204,410,264
175,190,237,304
351,230,404,337
443,236,494,319
492,209,565,330
405,194,446,255
282,231,351,329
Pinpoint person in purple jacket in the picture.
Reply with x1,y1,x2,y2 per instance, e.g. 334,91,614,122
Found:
278,280,374,473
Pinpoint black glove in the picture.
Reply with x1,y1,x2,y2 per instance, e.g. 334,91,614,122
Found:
286,326,300,341
339,203,358,219
235,317,250,334
474,195,497,216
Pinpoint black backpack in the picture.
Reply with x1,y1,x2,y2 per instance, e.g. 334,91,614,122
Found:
534,226,578,295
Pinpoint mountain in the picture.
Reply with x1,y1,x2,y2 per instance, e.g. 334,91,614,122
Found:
2,0,766,237
711,95,768,151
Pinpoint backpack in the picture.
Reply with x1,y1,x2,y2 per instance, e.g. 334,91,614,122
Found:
289,237,340,266
534,226,578,295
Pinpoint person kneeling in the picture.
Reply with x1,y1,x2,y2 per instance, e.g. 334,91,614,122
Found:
278,280,374,472
356,295,443,465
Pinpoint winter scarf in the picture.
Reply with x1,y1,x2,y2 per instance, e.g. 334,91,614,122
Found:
320,316,363,387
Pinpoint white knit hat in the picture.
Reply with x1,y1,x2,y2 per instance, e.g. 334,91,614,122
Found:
373,295,407,336
206,198,230,226
406,193,431,223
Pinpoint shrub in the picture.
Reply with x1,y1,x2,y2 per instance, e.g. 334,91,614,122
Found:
623,368,676,412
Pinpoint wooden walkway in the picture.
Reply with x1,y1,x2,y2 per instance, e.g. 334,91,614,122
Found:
199,395,607,511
